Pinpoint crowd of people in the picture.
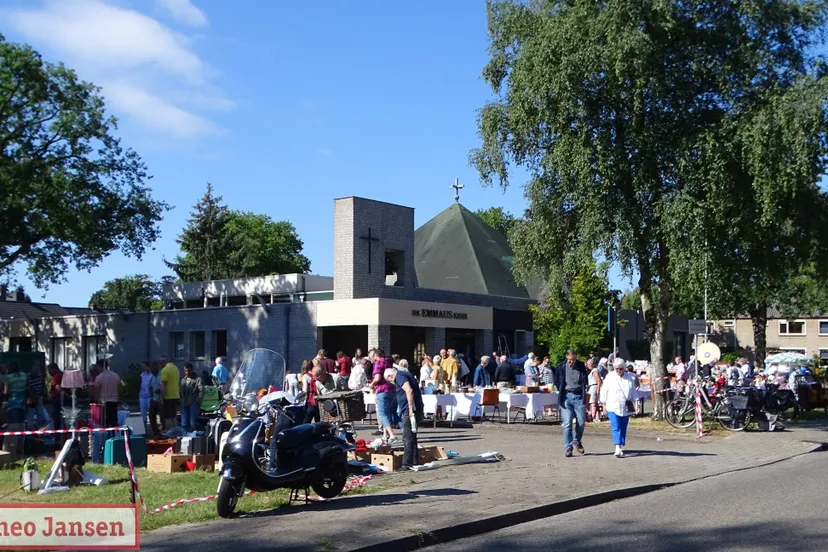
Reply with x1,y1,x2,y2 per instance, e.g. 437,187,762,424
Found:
0,361,93,432
0,345,691,463
280,349,424,470
282,346,645,461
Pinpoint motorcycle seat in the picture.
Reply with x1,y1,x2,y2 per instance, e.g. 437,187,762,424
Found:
277,425,314,447
312,422,333,435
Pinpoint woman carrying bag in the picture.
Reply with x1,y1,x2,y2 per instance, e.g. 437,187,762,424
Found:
599,357,638,458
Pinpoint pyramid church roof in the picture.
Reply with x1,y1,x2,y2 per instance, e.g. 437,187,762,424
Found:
414,203,538,300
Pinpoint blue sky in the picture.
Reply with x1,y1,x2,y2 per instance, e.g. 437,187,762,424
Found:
4,0,631,305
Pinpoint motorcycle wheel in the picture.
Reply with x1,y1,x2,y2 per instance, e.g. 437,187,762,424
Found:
311,466,346,499
217,477,243,518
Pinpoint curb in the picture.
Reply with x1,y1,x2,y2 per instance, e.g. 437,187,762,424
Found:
349,440,828,552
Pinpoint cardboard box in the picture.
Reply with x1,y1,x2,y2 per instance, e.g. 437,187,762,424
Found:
147,454,190,473
190,454,216,472
418,446,449,464
147,439,177,456
348,450,371,463
371,452,403,472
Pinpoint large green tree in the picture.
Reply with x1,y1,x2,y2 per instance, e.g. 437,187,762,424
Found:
226,211,310,276
533,263,611,362
167,184,310,282
475,206,518,237
472,0,828,416
88,274,162,311
0,35,168,287
166,184,236,282
668,83,828,365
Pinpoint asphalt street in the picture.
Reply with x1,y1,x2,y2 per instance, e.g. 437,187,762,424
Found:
423,450,828,552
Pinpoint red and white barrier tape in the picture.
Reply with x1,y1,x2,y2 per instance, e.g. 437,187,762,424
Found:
142,476,372,515
0,426,128,437
694,386,704,439
147,490,257,514
122,428,148,513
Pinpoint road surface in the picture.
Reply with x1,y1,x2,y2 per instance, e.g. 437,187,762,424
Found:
423,450,828,552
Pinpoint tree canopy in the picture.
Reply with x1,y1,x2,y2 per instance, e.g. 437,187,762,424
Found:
533,262,611,362
226,211,310,277
166,184,310,282
88,274,162,311
475,206,518,238
166,184,236,282
0,35,169,287
472,0,828,409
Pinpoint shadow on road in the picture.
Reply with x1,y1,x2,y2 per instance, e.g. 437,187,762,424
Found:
236,488,478,520
447,520,828,552
623,450,716,457
417,435,482,443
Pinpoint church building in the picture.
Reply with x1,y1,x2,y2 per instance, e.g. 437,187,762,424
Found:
0,196,537,375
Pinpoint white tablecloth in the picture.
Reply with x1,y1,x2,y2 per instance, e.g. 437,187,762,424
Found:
429,391,559,422
362,391,376,414
498,392,558,421
363,390,559,424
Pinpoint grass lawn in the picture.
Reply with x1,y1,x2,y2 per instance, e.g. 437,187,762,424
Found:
627,416,720,434
0,459,371,532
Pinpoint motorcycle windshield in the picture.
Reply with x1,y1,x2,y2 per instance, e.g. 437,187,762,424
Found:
230,348,286,400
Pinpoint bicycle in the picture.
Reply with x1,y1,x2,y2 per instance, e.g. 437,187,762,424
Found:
665,376,749,431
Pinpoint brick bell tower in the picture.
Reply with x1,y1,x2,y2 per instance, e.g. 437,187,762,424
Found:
332,197,418,300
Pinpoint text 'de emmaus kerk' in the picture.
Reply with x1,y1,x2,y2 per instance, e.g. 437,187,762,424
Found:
412,309,469,320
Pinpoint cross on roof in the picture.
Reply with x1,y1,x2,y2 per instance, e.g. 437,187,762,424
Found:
451,178,464,203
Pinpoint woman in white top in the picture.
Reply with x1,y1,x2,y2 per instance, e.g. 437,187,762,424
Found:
599,357,638,458
348,358,370,390
419,355,433,388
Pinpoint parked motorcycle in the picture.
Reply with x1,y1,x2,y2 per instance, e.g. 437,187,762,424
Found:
216,348,351,518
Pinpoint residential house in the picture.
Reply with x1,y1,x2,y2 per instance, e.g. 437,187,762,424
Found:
710,307,828,363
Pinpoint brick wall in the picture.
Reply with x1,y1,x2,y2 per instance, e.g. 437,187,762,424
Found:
368,324,391,352
474,329,494,359
334,197,419,301
425,327,446,357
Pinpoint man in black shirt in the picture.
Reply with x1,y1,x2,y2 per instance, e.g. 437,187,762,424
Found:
494,355,515,389
554,349,588,457
384,367,424,470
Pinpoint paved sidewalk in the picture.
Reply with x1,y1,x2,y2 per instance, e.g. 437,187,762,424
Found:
139,420,826,552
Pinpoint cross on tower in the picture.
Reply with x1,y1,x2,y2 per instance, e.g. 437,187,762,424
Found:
359,227,380,274
451,177,464,203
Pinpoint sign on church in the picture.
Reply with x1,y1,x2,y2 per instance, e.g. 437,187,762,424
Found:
412,309,469,320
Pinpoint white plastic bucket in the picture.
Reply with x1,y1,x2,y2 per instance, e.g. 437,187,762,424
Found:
21,470,40,492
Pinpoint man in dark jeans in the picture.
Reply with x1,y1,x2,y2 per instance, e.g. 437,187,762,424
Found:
555,349,588,458
48,364,64,430
384,366,424,470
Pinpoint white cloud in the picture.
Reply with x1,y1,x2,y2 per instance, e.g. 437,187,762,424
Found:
155,0,208,27
103,81,220,138
6,0,230,140
166,87,237,111
9,0,204,81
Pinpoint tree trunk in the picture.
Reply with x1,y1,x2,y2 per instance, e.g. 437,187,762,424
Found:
640,288,670,420
749,303,768,367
